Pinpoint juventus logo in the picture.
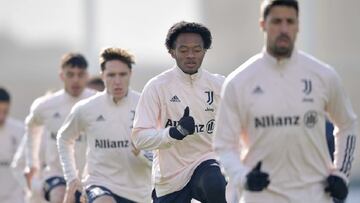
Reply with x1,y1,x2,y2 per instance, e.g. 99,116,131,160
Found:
301,79,312,95
205,91,214,105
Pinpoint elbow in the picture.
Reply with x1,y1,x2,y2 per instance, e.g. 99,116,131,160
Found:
213,145,226,158
212,141,220,153
213,137,238,157
336,117,359,137
131,129,144,149
131,128,159,150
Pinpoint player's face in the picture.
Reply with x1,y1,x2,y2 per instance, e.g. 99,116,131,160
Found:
102,60,131,102
170,33,206,75
60,66,88,97
261,6,299,59
0,102,10,126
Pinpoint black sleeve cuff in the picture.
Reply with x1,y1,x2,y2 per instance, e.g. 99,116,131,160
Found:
169,127,186,140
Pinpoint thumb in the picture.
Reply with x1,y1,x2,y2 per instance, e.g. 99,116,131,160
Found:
253,161,262,171
183,106,190,117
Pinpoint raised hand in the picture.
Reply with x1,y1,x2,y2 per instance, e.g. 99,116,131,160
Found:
169,106,195,140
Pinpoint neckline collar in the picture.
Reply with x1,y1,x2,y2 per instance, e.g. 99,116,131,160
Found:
173,65,203,85
62,89,88,101
104,89,129,106
262,47,298,66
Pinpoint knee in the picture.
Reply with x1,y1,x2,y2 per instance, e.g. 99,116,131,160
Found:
93,195,117,203
49,186,65,203
201,168,227,196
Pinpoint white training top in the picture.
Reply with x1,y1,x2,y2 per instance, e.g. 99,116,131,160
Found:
12,131,48,203
25,89,95,179
57,90,152,203
214,49,358,203
132,66,224,197
0,118,25,203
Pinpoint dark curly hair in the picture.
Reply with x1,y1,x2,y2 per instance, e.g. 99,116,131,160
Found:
165,21,212,51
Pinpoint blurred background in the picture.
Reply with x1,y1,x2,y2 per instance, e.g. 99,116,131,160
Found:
0,0,359,201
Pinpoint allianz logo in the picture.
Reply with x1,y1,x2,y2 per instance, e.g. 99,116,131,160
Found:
255,115,300,128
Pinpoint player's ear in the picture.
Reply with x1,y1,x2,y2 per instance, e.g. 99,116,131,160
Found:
100,71,105,81
169,49,176,59
59,70,65,82
260,18,266,32
83,71,89,80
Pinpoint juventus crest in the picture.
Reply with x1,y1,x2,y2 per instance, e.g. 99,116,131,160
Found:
205,91,214,105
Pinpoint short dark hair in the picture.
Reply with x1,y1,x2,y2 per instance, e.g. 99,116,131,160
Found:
87,76,105,90
165,21,212,51
99,48,135,71
261,0,299,20
61,53,88,69
0,87,10,103
88,76,104,86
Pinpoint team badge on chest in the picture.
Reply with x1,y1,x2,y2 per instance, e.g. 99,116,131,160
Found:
205,91,215,112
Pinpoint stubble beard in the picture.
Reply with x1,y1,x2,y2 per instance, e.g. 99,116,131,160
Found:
268,35,294,59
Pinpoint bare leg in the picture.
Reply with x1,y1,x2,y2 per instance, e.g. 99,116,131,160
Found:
48,185,66,203
93,195,117,203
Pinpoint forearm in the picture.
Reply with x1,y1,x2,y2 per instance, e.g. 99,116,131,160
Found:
132,127,178,150
25,126,42,168
333,121,358,181
214,139,249,188
57,133,79,183
327,69,358,180
11,139,27,188
214,80,249,187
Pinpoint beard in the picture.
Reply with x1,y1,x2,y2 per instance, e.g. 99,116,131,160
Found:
269,34,294,58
